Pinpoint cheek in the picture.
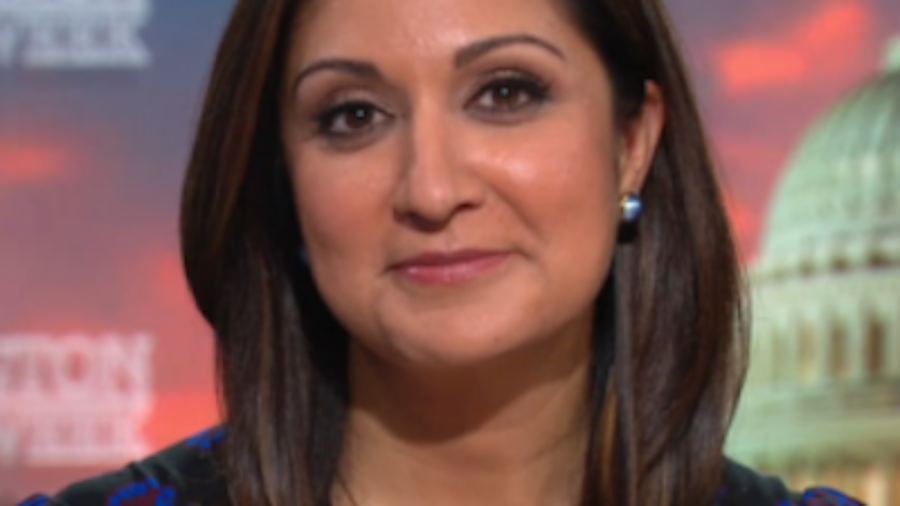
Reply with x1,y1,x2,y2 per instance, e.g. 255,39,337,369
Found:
290,146,393,258
287,148,395,329
473,117,621,253
470,116,622,303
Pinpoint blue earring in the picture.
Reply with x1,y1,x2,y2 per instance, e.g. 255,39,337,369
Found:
620,193,643,223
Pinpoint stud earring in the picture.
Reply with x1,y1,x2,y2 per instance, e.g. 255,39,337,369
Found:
620,193,643,223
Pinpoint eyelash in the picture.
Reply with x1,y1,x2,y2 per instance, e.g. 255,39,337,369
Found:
314,100,390,140
468,72,551,116
312,71,552,142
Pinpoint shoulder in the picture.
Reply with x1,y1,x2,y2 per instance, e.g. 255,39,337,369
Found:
721,460,865,506
17,427,228,506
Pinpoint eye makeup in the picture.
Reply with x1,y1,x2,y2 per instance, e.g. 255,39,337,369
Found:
465,68,553,121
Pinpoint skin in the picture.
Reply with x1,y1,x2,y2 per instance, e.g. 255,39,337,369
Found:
279,0,664,504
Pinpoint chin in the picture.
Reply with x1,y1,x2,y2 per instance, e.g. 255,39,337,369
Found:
373,309,539,370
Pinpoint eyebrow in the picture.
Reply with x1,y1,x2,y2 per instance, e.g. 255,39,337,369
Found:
292,59,382,92
454,33,566,68
292,33,565,92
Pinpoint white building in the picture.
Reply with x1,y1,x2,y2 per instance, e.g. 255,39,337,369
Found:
729,37,900,506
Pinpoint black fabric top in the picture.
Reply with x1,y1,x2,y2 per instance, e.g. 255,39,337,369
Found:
18,427,864,506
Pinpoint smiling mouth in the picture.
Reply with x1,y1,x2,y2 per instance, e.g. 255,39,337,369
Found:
390,250,511,285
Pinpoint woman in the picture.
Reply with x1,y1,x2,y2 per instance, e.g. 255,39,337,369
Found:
20,0,862,505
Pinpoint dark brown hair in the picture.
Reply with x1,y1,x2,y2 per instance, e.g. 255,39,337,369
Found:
180,1,748,505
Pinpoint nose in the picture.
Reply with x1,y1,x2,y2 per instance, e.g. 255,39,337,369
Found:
393,102,486,232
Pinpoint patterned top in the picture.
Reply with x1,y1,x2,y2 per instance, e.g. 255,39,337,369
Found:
18,427,864,506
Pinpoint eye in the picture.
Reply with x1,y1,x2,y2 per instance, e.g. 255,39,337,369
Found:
469,74,550,116
316,101,390,138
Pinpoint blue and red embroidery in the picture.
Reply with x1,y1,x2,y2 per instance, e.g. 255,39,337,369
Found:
106,478,176,506
781,487,865,505
16,496,49,506
185,426,225,451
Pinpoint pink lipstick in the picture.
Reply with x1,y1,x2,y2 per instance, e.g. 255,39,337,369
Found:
391,250,510,285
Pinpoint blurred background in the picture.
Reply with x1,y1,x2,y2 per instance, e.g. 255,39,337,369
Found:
0,0,898,503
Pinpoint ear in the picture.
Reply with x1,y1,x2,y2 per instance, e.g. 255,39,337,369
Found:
616,81,665,195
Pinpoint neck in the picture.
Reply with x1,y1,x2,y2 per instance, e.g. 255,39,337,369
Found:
337,323,593,506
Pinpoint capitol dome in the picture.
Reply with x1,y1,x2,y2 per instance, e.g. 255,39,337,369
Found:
729,37,900,506
756,37,900,278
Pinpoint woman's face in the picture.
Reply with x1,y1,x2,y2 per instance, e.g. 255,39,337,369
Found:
280,0,659,368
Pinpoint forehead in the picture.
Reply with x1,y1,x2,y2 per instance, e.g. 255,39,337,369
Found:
286,0,586,65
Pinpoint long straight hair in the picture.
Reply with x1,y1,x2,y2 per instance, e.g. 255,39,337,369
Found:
180,0,748,505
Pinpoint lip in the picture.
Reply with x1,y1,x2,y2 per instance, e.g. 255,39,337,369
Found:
390,249,511,285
